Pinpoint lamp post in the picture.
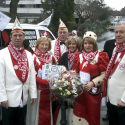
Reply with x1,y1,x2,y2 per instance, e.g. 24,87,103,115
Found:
60,100,67,125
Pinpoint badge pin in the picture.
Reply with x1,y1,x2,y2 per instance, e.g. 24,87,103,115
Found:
119,63,125,70
91,59,96,64
14,65,18,70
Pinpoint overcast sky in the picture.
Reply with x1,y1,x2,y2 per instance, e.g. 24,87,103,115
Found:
104,0,125,11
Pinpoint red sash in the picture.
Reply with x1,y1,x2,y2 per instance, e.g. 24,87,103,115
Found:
34,48,52,63
8,42,29,84
68,49,78,66
103,49,125,97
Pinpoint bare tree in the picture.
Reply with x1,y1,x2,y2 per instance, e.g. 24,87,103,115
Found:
75,0,111,23
74,0,91,23
121,7,125,16
10,0,19,22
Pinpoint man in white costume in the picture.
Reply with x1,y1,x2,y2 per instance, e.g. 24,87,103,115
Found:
0,17,37,125
51,18,68,62
103,21,125,125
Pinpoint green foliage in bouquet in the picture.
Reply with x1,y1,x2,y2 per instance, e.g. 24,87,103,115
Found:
51,76,83,100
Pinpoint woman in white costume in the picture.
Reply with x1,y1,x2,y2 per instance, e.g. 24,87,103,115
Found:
26,34,57,125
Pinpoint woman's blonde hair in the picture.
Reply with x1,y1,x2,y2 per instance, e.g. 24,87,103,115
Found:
82,37,98,51
35,37,52,51
66,36,82,51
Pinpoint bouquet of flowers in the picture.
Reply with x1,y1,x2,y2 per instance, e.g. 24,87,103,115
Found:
49,70,83,100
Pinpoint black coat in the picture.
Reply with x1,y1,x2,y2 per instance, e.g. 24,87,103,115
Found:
58,52,69,70
103,39,116,60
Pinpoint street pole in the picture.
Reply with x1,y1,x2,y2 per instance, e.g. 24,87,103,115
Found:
50,91,53,125
60,100,67,125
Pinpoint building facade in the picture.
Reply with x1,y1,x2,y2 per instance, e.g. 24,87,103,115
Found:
0,0,46,23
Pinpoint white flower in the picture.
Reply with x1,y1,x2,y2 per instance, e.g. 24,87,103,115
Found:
65,81,69,85
53,84,57,87
77,82,81,85
72,79,75,83
62,78,65,82
65,89,68,91
68,82,70,85
59,88,62,90
67,91,71,95
63,74,69,78
72,89,76,93
55,79,58,82
58,80,61,82
64,83,67,86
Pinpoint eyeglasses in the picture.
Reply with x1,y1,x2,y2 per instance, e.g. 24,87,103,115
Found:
58,31,67,34
13,34,24,38
115,30,125,34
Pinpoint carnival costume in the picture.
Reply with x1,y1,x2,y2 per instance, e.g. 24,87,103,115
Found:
51,19,68,62
27,48,57,125
72,50,109,125
0,17,37,125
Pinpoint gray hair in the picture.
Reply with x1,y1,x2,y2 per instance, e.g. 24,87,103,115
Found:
114,21,125,31
115,21,125,27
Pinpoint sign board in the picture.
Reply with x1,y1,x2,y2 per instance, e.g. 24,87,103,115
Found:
0,12,11,31
37,64,66,80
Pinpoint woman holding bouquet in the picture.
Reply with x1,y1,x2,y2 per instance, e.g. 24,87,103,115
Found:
72,31,109,125
26,34,57,125
53,35,82,125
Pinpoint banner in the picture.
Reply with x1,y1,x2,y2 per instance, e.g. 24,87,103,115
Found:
37,14,52,26
0,12,11,31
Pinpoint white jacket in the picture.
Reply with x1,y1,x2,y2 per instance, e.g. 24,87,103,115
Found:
51,39,67,56
51,39,56,55
107,53,125,105
0,48,37,107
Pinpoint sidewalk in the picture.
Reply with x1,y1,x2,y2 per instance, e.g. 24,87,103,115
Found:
0,106,109,125
100,106,109,125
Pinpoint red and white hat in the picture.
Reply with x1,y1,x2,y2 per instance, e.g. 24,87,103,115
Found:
72,30,77,38
59,18,68,30
11,17,24,34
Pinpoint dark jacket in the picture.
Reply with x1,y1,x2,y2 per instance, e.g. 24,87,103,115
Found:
103,39,116,59
58,52,69,70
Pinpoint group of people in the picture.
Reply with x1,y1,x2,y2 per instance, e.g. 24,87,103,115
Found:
0,16,125,125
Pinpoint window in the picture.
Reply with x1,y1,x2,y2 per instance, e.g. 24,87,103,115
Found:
39,30,55,40
24,30,37,47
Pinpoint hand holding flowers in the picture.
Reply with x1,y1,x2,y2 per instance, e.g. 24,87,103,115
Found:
50,70,83,100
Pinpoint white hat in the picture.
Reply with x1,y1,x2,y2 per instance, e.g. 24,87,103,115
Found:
59,18,68,30
83,31,97,41
11,17,24,34
72,30,77,38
